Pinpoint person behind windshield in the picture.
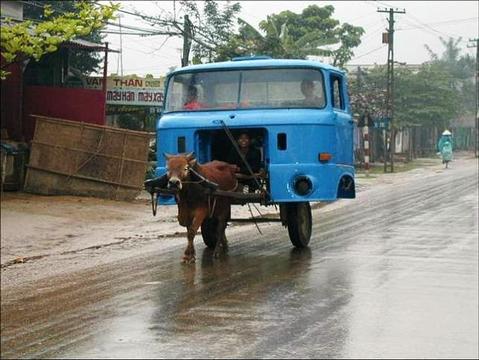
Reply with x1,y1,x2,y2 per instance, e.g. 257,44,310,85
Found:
183,85,205,110
301,79,322,106
226,132,263,192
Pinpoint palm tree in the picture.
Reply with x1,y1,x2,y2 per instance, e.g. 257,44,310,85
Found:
231,16,338,60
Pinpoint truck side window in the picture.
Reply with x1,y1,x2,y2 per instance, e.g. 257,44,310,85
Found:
331,75,344,110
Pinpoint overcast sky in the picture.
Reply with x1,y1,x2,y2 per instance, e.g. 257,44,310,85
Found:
99,1,478,77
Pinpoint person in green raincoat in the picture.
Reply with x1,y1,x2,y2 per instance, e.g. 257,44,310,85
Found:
437,129,454,165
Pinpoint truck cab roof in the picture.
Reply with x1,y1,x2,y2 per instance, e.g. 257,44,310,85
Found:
170,58,345,75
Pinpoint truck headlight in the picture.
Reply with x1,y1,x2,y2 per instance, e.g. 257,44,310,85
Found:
293,176,313,196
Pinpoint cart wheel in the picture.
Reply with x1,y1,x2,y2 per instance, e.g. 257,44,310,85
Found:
201,218,218,249
285,202,312,248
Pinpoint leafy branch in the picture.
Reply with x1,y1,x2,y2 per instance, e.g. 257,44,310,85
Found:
1,1,119,79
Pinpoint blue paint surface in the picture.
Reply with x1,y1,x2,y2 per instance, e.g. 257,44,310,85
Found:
155,59,355,205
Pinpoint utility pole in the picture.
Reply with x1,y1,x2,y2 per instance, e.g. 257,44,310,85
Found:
378,7,405,172
468,38,478,158
181,15,192,67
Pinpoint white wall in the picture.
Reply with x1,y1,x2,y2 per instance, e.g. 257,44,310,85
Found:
0,1,23,21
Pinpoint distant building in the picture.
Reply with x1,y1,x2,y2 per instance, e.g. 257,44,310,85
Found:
1,2,117,142
344,63,425,74
0,1,23,21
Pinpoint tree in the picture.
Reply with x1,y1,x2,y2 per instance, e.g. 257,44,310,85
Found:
350,64,460,130
1,1,119,80
22,1,107,75
216,5,364,67
394,64,460,130
349,62,461,161
425,37,476,116
351,37,472,130
189,0,241,63
349,65,388,124
132,0,241,66
425,37,475,79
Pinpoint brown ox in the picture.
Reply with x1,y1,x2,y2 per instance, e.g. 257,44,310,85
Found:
165,152,239,263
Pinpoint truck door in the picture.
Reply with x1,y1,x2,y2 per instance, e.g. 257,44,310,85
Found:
330,72,354,166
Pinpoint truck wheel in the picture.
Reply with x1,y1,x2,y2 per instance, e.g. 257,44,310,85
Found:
285,202,312,248
201,218,218,249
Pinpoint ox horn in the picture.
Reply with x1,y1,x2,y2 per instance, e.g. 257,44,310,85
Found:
163,152,174,159
185,152,195,161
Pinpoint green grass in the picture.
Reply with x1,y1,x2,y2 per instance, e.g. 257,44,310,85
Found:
356,156,441,175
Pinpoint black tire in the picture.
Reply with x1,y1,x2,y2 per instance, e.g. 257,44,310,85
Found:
285,202,312,248
201,218,219,249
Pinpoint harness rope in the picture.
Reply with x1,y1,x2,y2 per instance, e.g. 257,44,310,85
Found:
247,203,263,235
178,164,238,218
219,120,261,188
150,161,237,217
218,120,269,234
187,165,239,192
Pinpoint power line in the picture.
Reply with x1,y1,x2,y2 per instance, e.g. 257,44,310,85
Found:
374,0,401,10
350,44,387,61
342,11,379,24
404,13,467,39
407,18,470,43
115,7,173,27
407,13,450,37
425,17,477,25
101,30,155,36
361,1,380,9
397,17,477,30
151,36,174,55
21,1,176,38
105,21,172,35
117,44,179,61
361,22,388,42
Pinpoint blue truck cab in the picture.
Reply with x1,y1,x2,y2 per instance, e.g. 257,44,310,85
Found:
155,57,355,208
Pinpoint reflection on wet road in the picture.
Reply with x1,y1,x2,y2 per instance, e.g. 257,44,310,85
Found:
1,163,478,359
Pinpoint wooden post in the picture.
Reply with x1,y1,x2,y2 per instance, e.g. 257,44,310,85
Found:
102,42,109,124
363,125,370,176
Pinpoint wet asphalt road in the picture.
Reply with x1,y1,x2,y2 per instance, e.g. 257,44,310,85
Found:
1,162,478,359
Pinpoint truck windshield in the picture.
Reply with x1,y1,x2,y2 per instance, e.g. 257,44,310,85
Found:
164,68,325,112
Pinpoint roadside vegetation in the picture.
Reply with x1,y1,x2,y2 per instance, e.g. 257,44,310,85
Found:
130,0,475,161
1,1,119,79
